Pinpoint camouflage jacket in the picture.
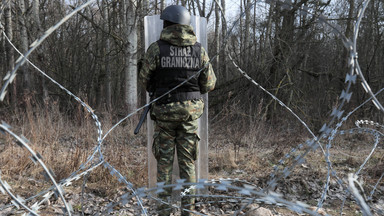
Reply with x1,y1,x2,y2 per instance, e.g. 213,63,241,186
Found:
139,24,216,122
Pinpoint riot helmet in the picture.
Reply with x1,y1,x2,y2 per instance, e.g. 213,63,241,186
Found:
160,5,191,25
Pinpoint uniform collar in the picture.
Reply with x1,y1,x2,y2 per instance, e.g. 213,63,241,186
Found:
160,24,197,46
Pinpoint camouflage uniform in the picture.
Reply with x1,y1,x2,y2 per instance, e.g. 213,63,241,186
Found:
139,24,216,216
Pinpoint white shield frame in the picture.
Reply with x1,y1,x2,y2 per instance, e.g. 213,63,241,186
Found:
144,15,209,188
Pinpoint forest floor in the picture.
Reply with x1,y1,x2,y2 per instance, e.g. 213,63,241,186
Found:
0,107,383,215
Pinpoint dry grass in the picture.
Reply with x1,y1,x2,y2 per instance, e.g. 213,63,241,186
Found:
208,105,384,215
1,97,384,215
0,99,148,199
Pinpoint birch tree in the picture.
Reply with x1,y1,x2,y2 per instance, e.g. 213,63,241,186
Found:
32,0,49,101
18,0,31,91
4,1,16,106
123,0,138,113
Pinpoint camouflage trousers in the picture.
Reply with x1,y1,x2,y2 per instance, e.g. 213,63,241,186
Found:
153,119,199,216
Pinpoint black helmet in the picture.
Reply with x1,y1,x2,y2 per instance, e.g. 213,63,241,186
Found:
160,5,191,25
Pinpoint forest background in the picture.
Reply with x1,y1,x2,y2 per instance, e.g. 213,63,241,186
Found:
0,0,384,215
2,0,383,128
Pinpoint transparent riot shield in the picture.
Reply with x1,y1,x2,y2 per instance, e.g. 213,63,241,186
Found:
144,15,209,188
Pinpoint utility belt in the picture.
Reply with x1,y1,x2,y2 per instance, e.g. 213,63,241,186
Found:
155,90,201,104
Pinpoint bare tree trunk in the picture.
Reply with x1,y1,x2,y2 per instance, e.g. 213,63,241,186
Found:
244,0,251,69
123,0,138,113
5,1,16,107
253,0,257,62
214,1,220,74
196,0,214,21
32,0,48,101
190,0,196,15
141,0,149,47
138,0,148,106
196,0,206,17
32,0,42,45
160,0,165,12
18,0,31,92
103,0,112,110
341,0,354,89
239,0,244,66
220,0,227,81
264,1,273,52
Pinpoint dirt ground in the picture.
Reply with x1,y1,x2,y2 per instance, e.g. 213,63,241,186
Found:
0,118,383,215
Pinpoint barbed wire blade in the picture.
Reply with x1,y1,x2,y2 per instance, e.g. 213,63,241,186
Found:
0,121,11,129
372,100,381,110
0,90,8,101
31,202,40,212
11,200,20,209
16,195,26,204
348,173,373,216
8,73,17,84
20,135,30,144
3,71,10,80
30,156,38,165
3,180,11,191
0,185,5,194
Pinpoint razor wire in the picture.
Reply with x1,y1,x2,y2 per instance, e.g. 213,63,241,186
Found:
0,0,383,215
96,178,325,216
0,123,72,215
0,0,364,215
0,1,147,215
0,30,148,215
318,87,384,214
221,0,383,215
0,0,205,213
1,0,107,186
348,173,373,216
